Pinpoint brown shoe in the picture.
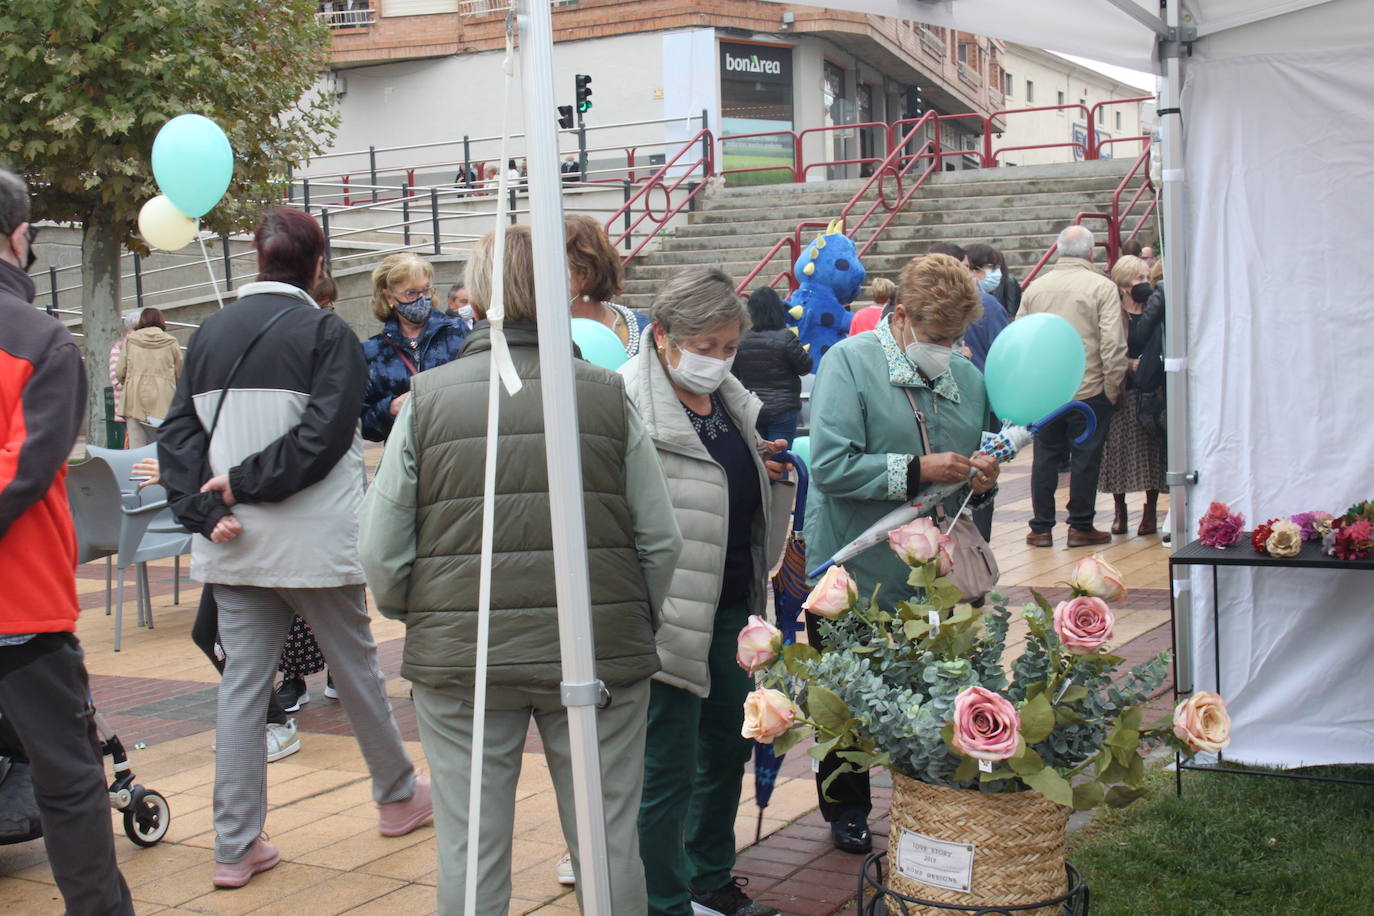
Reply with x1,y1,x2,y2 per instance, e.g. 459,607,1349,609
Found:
1025,530,1053,547
1067,526,1113,547
1111,495,1128,535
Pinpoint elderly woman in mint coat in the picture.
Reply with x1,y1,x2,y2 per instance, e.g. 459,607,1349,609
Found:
621,266,786,916
803,253,1000,854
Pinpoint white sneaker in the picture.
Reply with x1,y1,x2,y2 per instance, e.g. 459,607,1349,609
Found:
266,719,300,763
324,672,338,699
555,850,575,886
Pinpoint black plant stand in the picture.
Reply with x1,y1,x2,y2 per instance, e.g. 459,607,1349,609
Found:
1169,536,1374,794
856,853,1089,915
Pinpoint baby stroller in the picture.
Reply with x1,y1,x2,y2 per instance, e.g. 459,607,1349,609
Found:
0,701,170,848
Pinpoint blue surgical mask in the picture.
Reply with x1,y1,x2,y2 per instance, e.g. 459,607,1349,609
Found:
979,268,1002,293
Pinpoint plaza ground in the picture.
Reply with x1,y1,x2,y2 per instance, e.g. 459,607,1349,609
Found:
0,445,1173,914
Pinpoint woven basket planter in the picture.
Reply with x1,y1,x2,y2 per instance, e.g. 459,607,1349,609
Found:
887,773,1070,915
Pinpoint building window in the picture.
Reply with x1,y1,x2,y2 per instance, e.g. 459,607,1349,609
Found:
1004,72,1013,97
957,42,969,64
1025,80,1034,103
1115,110,1123,130
1057,90,1066,106
1097,106,1105,124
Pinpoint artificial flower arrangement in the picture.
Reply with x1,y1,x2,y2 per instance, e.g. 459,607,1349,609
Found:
1209,500,1373,561
736,519,1231,813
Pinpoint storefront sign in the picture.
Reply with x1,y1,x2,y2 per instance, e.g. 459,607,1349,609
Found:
720,42,790,84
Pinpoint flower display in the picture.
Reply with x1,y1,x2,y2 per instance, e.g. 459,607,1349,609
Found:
1251,519,1278,555
1172,691,1232,753
1198,501,1245,547
888,516,953,574
1066,554,1126,602
1331,519,1373,561
802,565,858,618
1289,511,1333,542
736,615,782,673
950,687,1021,761
740,688,797,743
1264,520,1303,558
1052,597,1116,654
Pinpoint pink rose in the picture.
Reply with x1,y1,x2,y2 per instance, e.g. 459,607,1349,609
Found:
1173,692,1231,753
888,516,953,574
1204,501,1231,520
950,686,1021,761
741,688,798,743
1052,596,1116,654
736,615,782,673
1198,508,1245,548
803,565,857,618
1067,554,1127,602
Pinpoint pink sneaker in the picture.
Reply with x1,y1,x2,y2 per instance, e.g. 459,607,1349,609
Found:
213,837,280,889
377,774,433,837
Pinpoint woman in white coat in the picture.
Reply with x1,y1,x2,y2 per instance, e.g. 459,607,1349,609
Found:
621,266,786,916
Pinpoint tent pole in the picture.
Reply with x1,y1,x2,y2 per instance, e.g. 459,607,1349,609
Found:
519,2,615,913
1159,0,1194,695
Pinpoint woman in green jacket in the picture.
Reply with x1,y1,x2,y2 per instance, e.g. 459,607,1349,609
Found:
803,253,1000,853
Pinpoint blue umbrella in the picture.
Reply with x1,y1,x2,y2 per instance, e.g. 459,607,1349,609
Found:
753,451,809,841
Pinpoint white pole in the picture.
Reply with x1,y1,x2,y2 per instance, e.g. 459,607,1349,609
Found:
1159,2,1194,693
194,224,226,309
518,2,614,913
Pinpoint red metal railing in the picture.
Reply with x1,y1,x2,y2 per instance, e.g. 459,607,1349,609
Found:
604,129,715,263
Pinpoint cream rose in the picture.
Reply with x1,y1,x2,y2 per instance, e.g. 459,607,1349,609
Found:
1068,554,1127,602
741,688,798,743
802,565,857,618
736,615,782,673
1173,691,1231,753
1265,520,1302,558
950,686,1021,761
888,516,953,574
1052,596,1116,654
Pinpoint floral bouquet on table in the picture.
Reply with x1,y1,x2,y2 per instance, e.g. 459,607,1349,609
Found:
737,520,1232,813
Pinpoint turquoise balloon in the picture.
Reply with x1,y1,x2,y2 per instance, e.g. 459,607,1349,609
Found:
571,318,628,369
151,114,234,218
790,435,810,469
983,313,1086,425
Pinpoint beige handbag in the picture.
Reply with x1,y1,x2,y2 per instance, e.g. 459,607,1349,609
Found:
904,390,1000,602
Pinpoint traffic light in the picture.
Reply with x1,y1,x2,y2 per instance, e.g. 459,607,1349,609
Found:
557,105,574,130
575,74,593,113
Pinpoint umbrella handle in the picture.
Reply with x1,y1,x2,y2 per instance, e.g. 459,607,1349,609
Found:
775,449,810,529
1029,400,1098,445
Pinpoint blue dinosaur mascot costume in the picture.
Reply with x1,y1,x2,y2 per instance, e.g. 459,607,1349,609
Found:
787,218,866,370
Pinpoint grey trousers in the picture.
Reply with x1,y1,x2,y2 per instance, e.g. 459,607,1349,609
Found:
412,679,650,916
124,419,158,449
0,634,133,916
213,584,415,863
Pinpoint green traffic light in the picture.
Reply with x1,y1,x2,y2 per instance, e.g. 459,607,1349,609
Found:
578,101,592,112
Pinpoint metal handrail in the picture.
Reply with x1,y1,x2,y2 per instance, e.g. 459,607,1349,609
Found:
1112,145,1157,253
605,128,714,262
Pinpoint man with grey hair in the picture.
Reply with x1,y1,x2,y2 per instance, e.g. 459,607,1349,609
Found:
0,167,134,914
1018,225,1126,547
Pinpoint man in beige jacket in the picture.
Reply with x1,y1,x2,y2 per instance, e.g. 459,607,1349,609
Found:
1019,225,1126,547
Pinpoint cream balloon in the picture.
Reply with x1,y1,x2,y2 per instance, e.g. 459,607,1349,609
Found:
138,195,198,251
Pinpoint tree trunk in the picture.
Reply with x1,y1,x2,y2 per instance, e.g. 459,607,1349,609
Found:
80,218,123,447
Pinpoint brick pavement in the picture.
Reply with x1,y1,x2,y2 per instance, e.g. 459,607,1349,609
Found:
0,444,1176,914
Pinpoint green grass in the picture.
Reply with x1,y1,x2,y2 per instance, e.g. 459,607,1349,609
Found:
721,150,795,187
1067,764,1374,915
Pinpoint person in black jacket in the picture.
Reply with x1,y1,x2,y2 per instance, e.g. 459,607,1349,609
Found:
966,242,1022,318
731,287,812,444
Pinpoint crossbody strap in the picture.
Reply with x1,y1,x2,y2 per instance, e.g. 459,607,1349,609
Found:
205,307,296,445
384,336,419,376
901,387,949,524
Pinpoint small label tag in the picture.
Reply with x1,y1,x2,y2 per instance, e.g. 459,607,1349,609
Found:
978,758,993,773
895,827,975,894
928,609,940,635
1053,676,1074,704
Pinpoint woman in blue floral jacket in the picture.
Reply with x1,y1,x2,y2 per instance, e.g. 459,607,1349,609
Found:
361,252,469,441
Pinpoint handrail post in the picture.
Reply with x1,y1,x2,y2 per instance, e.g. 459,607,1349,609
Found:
430,187,441,255
578,123,588,183
700,132,710,179
133,252,144,309
369,145,378,201
402,182,411,247
320,209,332,267
793,131,803,183
47,264,57,315
343,174,351,208
626,147,635,185
462,135,471,187
983,116,994,167
286,163,294,203
622,180,632,251
220,233,233,291
303,177,311,210
1087,107,1098,160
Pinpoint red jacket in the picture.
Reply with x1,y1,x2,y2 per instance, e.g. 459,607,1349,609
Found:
0,260,85,634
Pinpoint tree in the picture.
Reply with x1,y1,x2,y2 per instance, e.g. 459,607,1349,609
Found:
0,0,338,442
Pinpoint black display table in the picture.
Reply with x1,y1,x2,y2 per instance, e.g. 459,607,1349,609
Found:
1169,536,1374,793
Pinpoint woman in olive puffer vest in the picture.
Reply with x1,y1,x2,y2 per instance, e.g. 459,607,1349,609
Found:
359,226,682,916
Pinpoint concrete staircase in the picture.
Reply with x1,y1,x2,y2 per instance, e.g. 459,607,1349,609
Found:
620,159,1146,311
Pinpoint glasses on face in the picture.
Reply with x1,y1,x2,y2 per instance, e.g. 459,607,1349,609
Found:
393,285,433,303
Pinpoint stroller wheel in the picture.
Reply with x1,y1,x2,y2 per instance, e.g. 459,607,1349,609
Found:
123,788,170,847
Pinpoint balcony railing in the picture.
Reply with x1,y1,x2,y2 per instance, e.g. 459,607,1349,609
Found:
957,60,981,89
919,27,946,58
457,0,510,16
317,3,375,29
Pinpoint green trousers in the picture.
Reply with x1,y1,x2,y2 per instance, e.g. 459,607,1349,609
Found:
638,603,754,916
413,680,650,916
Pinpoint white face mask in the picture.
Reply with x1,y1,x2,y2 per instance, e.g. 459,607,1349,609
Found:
457,305,474,322
668,346,735,395
901,320,953,379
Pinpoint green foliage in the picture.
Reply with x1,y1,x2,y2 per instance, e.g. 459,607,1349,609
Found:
751,560,1188,814
0,0,338,242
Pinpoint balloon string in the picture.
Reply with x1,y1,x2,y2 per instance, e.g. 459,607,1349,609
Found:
195,222,227,310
